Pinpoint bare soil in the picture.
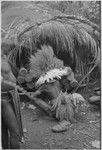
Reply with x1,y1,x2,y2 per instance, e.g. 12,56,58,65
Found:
20,91,100,149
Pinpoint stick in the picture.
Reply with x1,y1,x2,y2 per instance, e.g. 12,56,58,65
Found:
72,64,98,93
2,80,52,115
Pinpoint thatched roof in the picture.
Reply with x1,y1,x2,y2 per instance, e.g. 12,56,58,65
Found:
2,1,100,76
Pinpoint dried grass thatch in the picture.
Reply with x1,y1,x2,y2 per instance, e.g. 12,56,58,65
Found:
2,2,100,78
30,19,100,78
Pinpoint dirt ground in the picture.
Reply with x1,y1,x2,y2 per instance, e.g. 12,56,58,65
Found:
20,88,101,149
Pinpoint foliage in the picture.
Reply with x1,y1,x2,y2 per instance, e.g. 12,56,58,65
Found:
1,1,100,79
32,19,100,75
46,1,101,25
79,1,101,26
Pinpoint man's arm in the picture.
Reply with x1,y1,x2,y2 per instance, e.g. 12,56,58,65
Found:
1,79,15,92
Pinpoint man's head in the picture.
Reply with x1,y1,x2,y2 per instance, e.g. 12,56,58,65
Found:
60,67,78,92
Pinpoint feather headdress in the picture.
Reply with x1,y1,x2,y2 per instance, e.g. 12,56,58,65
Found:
27,45,69,83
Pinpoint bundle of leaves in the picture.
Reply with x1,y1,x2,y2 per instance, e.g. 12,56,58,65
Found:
28,45,64,81
51,92,85,122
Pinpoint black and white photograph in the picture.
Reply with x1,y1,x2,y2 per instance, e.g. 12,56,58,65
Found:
1,1,101,149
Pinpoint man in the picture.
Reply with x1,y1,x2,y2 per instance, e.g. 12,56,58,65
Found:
35,67,79,132
1,55,23,149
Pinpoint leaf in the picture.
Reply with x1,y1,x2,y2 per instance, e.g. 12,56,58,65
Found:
21,102,25,109
71,93,85,107
28,104,36,110
91,140,100,148
23,128,27,133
